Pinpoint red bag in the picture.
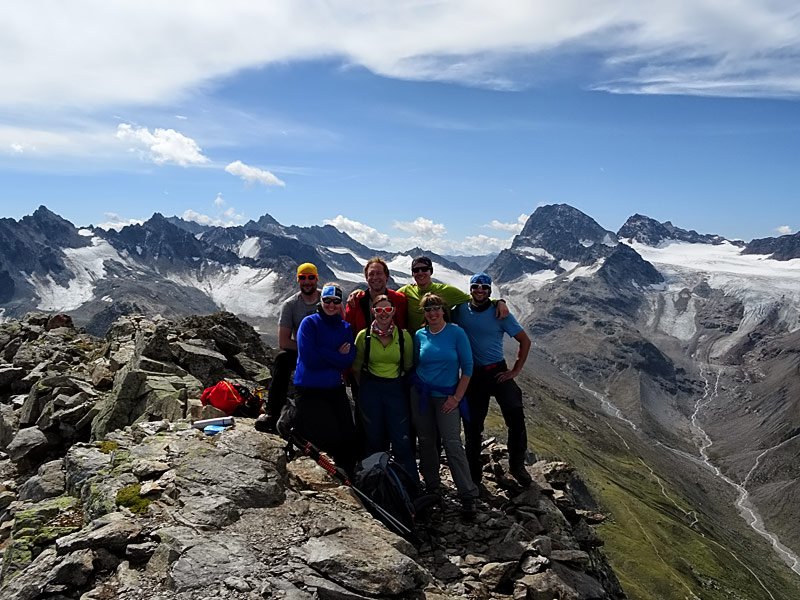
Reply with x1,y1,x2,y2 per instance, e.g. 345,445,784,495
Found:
200,381,261,417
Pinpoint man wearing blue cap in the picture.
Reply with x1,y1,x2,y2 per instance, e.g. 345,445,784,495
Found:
452,272,532,486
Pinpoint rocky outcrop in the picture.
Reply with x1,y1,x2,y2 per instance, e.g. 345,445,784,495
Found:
0,311,274,455
0,310,626,600
0,419,624,600
743,230,800,260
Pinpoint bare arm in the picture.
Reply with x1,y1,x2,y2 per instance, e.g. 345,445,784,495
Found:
494,299,509,319
497,330,531,383
278,326,296,351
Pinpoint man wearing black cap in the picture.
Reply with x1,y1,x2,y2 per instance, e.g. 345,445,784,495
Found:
399,256,508,330
452,272,532,487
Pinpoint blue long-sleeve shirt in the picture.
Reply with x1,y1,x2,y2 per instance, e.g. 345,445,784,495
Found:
414,323,473,395
294,311,355,388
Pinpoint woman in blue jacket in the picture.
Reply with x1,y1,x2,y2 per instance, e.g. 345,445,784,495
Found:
294,283,357,475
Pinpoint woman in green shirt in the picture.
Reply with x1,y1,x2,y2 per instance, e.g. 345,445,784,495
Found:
353,295,416,478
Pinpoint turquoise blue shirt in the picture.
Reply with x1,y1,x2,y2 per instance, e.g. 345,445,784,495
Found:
414,323,473,394
452,303,523,366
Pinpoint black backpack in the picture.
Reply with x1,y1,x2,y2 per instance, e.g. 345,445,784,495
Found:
354,452,417,536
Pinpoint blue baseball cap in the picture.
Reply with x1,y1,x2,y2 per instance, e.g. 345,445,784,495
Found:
470,272,492,286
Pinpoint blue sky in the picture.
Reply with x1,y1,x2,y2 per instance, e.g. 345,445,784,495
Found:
2,2,799,254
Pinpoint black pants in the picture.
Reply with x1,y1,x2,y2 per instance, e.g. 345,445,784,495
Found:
295,385,357,477
268,349,297,418
464,361,528,484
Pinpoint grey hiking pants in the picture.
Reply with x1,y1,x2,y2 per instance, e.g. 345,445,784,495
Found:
410,387,478,501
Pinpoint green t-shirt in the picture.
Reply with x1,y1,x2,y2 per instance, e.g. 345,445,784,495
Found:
398,282,471,331
353,327,414,379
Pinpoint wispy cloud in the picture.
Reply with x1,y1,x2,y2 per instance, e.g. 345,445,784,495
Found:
324,215,390,247
225,160,285,187
183,208,244,228
116,124,209,166
387,233,512,255
0,123,119,159
328,213,514,255
182,193,245,227
4,2,800,111
775,225,793,235
390,217,512,253
457,234,514,254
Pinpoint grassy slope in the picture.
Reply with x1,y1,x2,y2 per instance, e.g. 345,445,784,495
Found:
486,369,800,600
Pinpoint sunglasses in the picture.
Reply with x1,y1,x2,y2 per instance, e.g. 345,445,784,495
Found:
470,284,491,291
373,306,395,315
298,274,317,281
412,266,431,273
423,304,443,313
322,297,342,305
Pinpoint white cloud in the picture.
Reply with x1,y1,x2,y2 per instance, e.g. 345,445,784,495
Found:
387,233,513,255
182,208,244,228
222,206,244,221
323,214,514,255
324,215,391,248
0,123,118,158
4,3,800,110
182,193,245,227
116,123,209,166
225,160,286,187
94,213,144,231
776,225,793,235
182,194,245,227
393,217,447,238
484,213,529,233
460,234,514,253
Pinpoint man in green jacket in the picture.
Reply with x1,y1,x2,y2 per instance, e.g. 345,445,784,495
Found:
398,256,508,330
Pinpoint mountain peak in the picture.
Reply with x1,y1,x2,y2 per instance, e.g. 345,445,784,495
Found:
20,205,88,248
512,204,618,264
618,214,728,246
743,230,800,260
255,213,282,228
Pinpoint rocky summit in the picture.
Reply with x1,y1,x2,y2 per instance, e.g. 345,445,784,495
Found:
0,311,624,600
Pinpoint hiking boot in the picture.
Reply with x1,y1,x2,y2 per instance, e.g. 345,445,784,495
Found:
460,498,477,520
255,414,277,434
509,465,532,487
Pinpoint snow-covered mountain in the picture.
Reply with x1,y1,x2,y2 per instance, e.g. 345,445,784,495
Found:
0,207,471,334
482,204,800,587
3,204,800,595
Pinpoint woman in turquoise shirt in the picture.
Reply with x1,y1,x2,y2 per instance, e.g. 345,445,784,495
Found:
411,293,479,517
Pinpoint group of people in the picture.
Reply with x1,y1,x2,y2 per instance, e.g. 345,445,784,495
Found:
266,256,531,517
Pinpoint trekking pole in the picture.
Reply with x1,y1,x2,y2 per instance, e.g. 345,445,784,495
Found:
288,432,412,537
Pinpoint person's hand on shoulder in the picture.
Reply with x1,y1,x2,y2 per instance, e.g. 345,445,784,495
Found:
495,299,509,319
346,290,361,309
